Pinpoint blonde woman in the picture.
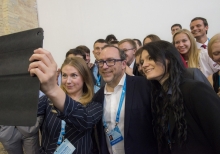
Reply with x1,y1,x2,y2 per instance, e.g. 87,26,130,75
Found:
37,56,102,153
207,33,220,96
173,29,218,77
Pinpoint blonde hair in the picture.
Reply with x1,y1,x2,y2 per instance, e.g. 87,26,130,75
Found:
173,29,200,68
60,57,94,105
208,33,220,60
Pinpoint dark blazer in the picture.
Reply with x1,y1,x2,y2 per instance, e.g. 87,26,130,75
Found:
161,79,220,154
183,68,211,87
93,75,158,154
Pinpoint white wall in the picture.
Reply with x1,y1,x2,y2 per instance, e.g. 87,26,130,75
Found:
36,0,220,67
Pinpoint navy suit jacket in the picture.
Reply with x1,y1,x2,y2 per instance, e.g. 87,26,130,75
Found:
93,75,158,154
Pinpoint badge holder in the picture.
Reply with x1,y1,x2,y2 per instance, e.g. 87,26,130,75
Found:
54,139,75,154
107,125,123,146
54,120,75,154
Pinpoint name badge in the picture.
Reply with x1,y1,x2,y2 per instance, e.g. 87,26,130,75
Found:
54,139,75,154
107,126,123,146
94,85,100,93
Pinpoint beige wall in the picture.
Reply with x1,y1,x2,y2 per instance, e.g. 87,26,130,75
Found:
0,0,39,36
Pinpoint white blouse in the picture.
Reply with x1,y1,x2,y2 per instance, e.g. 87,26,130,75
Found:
199,49,220,77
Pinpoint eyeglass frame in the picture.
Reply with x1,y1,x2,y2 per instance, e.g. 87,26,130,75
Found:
95,59,124,68
122,48,134,52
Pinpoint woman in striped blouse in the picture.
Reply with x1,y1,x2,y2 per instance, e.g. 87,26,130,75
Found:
29,49,102,154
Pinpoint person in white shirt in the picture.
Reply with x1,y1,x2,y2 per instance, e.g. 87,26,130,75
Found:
173,29,219,77
190,17,209,50
93,44,158,154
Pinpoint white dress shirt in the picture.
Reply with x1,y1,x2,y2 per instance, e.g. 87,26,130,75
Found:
129,59,135,69
103,74,126,154
196,39,209,50
199,49,220,77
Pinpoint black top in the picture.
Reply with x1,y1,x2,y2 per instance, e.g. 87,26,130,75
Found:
212,71,219,93
159,79,220,154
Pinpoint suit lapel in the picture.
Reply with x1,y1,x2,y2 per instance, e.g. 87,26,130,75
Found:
124,75,135,140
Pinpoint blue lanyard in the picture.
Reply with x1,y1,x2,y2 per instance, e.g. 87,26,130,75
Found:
96,75,101,86
57,120,66,145
103,78,126,130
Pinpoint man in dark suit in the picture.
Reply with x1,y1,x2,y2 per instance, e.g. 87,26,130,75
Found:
93,44,158,154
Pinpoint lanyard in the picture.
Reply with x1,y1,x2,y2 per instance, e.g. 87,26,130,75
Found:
57,120,66,145
103,78,126,132
96,75,101,86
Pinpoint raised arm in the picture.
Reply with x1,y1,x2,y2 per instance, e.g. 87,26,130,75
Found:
28,48,66,111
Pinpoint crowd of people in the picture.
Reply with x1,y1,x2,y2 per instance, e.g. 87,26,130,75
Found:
0,16,220,154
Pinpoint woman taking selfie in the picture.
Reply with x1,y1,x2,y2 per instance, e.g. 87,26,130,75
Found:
140,40,220,154
34,55,102,153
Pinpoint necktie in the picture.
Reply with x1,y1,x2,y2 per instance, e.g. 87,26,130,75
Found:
201,44,207,49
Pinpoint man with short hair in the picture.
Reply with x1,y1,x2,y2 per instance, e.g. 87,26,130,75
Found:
65,48,86,61
190,17,209,50
118,39,141,76
93,39,108,60
93,44,158,154
171,23,182,35
92,39,108,92
76,45,93,68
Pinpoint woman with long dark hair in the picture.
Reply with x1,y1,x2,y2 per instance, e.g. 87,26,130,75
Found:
140,40,220,154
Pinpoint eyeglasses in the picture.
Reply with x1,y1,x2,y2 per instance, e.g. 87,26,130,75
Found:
122,48,134,52
95,59,123,68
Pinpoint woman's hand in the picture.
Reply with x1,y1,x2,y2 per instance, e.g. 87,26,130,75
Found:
28,48,58,96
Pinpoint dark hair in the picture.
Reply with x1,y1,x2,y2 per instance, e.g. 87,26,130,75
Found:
143,34,161,45
191,17,208,34
109,40,119,45
93,39,108,47
171,24,182,30
65,48,86,61
133,39,142,47
142,40,187,150
76,45,90,54
105,34,117,43
102,44,126,60
135,47,143,57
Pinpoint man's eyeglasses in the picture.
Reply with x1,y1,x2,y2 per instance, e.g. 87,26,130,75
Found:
122,48,134,52
95,59,123,68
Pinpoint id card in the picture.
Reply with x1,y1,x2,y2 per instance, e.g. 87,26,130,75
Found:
107,126,123,146
94,85,100,93
54,139,75,154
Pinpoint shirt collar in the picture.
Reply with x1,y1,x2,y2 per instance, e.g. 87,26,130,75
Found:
129,59,135,69
196,39,209,48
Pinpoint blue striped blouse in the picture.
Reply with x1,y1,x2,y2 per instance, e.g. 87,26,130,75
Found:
38,95,102,154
